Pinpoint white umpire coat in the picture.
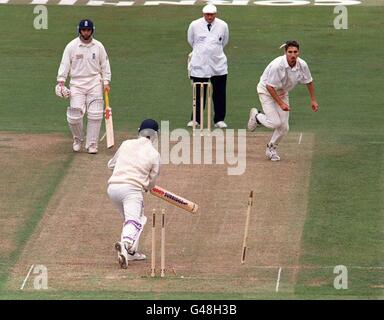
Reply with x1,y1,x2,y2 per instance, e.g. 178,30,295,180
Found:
57,37,111,89
187,17,229,78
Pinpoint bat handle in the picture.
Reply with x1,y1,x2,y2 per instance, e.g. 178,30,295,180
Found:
104,89,110,108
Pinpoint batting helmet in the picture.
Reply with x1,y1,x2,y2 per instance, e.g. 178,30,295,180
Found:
77,19,95,34
138,119,159,132
138,119,159,141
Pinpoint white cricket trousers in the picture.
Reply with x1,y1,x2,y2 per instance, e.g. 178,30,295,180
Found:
107,184,147,252
67,83,104,149
257,92,290,146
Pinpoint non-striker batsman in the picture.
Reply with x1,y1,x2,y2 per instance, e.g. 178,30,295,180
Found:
56,19,111,154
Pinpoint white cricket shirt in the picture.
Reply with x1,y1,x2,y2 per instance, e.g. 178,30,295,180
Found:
187,17,229,77
107,137,160,192
57,37,111,89
257,55,313,96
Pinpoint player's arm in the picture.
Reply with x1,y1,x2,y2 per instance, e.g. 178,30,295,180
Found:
55,46,71,98
147,155,161,191
187,23,195,47
222,23,229,47
306,81,319,112
100,45,111,93
266,85,290,111
107,147,121,170
57,45,71,84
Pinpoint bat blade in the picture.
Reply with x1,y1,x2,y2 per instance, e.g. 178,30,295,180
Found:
150,185,199,214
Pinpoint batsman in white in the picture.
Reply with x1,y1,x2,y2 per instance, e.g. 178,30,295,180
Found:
107,119,161,269
247,40,319,161
56,19,111,154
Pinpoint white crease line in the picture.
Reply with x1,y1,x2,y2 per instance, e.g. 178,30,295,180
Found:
20,264,34,290
275,267,282,292
298,132,303,145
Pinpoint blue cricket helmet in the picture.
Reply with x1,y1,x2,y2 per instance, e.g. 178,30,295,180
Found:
78,19,95,34
138,119,159,133
138,119,159,141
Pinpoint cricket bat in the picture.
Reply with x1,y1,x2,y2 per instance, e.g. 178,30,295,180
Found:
150,185,199,214
104,89,114,148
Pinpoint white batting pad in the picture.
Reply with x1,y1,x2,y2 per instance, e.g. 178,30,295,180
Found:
85,98,104,148
87,98,104,120
66,107,84,141
85,119,102,149
130,215,147,253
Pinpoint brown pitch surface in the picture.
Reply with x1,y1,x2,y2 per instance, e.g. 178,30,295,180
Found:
7,132,314,294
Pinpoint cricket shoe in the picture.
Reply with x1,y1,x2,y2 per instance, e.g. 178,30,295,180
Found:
88,144,98,154
115,241,133,269
72,138,82,152
247,108,260,132
266,143,281,161
127,252,146,261
187,120,199,128
214,121,228,128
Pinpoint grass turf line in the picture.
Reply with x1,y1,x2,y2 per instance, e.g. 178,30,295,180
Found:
0,152,74,292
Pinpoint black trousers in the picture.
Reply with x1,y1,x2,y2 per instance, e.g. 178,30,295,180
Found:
190,74,227,124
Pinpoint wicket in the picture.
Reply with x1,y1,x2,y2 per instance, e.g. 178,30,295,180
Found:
151,208,166,277
161,209,166,277
241,190,254,265
192,82,212,134
151,209,156,277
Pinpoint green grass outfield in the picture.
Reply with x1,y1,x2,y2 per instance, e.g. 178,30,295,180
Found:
0,5,383,300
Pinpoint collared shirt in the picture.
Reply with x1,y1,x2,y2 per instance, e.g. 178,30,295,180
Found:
187,17,229,77
57,37,111,89
107,137,160,192
257,55,313,96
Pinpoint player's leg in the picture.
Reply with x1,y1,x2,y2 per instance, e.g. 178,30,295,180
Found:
108,189,143,248
107,184,145,268
254,93,282,129
107,184,125,217
269,103,289,145
120,193,145,251
107,184,129,268
211,74,227,128
266,95,290,161
252,93,285,161
127,207,147,262
67,88,86,152
85,84,104,154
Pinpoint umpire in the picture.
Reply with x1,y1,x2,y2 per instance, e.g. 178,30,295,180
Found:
187,4,229,129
